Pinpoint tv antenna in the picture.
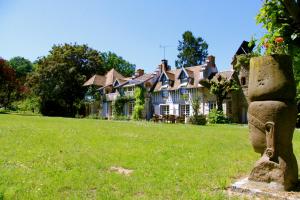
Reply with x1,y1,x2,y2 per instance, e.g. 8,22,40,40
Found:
159,45,171,60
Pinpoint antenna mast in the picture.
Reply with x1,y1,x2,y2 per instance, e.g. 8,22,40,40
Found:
159,45,171,60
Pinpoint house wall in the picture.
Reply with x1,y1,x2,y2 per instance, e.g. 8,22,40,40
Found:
152,88,227,117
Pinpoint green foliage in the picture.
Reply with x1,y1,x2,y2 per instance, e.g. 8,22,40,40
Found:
208,109,231,124
12,96,40,113
189,97,207,125
0,58,19,109
132,86,145,120
175,31,208,68
112,96,130,117
85,86,100,102
9,56,33,78
256,0,300,52
102,52,135,77
188,114,207,125
233,54,251,71
30,43,104,117
209,75,239,111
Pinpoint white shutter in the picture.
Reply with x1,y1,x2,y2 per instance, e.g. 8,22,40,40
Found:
204,102,210,115
169,104,174,115
154,105,160,115
173,104,179,116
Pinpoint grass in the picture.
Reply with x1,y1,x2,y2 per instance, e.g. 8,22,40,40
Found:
1,114,300,199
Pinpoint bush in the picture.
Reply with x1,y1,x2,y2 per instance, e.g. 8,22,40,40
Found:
188,114,207,125
208,109,230,124
113,115,131,121
12,96,40,113
132,104,144,120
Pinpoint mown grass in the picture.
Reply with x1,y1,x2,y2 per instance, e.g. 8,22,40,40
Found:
1,114,300,199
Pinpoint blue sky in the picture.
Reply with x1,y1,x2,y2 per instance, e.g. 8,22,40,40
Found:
0,0,265,72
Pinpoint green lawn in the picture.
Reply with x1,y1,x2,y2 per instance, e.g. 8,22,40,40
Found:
1,114,300,199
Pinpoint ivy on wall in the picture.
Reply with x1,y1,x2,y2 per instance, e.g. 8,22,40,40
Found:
112,96,130,117
132,86,145,120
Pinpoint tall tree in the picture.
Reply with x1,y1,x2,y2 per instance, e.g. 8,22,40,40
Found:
101,52,135,77
175,31,208,68
9,56,33,78
30,43,104,117
0,58,18,108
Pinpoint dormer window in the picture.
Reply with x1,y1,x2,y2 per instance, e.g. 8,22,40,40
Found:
161,74,168,86
113,80,120,87
179,70,188,84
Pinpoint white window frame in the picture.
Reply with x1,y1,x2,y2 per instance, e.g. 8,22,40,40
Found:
180,104,190,117
160,105,169,115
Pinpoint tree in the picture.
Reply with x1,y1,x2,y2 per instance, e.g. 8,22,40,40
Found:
9,56,33,78
200,74,239,112
256,0,300,125
256,0,300,47
30,43,104,117
101,52,135,77
175,31,208,68
0,58,18,108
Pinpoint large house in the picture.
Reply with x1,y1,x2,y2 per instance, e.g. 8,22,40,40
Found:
83,55,239,121
151,56,220,117
83,39,253,124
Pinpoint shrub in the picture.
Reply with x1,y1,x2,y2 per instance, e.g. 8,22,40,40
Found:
188,114,207,125
208,109,230,124
132,104,144,120
112,96,129,117
132,86,145,120
113,115,130,121
12,96,40,113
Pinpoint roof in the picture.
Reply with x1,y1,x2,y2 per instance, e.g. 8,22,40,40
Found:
211,71,234,81
118,73,156,88
104,68,126,86
154,65,206,91
83,75,106,86
83,68,129,88
234,41,255,55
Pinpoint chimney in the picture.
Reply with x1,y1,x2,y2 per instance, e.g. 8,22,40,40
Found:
160,59,169,72
206,55,216,67
135,69,144,77
207,55,215,67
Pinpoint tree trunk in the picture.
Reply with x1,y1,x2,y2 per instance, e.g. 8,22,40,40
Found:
216,96,223,112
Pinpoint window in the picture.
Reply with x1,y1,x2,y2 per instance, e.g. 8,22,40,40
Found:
161,90,168,98
161,74,168,86
180,104,190,117
209,101,217,111
160,105,169,115
241,77,246,86
180,88,188,95
179,71,188,83
128,101,134,116
127,87,134,92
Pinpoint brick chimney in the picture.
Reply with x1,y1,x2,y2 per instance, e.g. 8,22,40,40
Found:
135,69,144,77
206,55,216,68
160,59,169,72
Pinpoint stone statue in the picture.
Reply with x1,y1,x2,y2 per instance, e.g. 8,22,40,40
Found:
247,55,298,191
